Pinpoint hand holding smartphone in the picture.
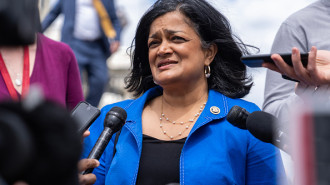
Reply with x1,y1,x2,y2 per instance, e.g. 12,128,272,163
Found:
71,101,101,135
241,53,309,82
241,53,309,68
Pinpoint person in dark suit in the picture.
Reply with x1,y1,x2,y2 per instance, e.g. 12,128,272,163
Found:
42,0,122,107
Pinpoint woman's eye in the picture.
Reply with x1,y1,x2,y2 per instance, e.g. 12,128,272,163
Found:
172,36,186,41
148,41,159,48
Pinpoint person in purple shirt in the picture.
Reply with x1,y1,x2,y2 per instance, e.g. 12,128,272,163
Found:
0,33,84,110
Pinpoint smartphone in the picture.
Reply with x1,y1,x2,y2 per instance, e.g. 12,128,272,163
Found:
241,53,309,68
71,101,101,135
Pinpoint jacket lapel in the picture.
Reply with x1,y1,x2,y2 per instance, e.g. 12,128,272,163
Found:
189,89,229,137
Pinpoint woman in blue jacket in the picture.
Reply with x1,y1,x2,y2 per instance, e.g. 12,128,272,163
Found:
82,0,286,184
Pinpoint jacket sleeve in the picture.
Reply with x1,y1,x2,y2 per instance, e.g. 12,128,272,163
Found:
245,132,287,184
238,102,287,184
41,0,63,32
65,45,84,110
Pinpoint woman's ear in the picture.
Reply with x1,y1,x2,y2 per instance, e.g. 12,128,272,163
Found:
204,43,218,65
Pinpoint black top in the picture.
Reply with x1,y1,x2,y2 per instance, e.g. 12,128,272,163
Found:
136,134,186,185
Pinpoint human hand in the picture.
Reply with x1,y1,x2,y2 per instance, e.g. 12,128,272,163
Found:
110,41,120,54
262,46,330,86
83,130,90,138
78,130,97,185
78,159,99,185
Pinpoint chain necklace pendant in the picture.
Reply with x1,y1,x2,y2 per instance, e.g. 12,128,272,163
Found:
15,79,22,86
14,73,22,86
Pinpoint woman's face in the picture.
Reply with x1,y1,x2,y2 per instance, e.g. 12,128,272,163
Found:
148,11,215,88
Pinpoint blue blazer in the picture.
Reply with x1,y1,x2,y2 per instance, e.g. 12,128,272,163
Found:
41,0,121,57
82,86,286,185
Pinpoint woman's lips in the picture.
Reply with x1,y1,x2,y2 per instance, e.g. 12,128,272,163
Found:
157,60,178,68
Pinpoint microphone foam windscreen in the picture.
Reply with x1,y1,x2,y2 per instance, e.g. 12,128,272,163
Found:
226,105,248,129
109,106,127,121
227,106,243,124
103,106,127,132
246,111,276,143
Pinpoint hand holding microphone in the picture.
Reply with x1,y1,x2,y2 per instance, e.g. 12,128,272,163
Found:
78,159,99,185
82,106,127,175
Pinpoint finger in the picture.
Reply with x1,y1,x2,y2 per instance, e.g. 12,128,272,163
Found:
83,130,90,138
291,47,313,85
262,62,282,73
307,46,320,85
271,54,300,81
78,159,100,172
79,173,97,185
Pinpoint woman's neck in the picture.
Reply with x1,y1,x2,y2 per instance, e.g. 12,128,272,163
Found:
162,85,208,109
0,42,37,93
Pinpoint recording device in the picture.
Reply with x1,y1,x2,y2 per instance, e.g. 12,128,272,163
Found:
71,101,101,135
0,0,40,46
82,106,127,175
226,105,290,153
241,53,309,82
241,53,308,68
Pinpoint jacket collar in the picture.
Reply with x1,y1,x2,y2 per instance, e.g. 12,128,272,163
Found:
189,89,228,136
123,86,162,146
123,86,230,140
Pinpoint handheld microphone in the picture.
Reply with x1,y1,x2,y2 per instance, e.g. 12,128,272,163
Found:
82,106,127,174
227,106,290,154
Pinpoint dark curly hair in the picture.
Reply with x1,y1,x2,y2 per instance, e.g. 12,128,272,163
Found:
125,0,255,98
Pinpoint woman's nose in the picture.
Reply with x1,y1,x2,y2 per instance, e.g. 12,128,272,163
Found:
157,41,173,56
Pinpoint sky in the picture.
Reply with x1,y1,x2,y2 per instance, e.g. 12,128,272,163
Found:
117,0,315,52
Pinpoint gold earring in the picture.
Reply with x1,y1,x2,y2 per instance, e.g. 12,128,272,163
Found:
204,65,211,78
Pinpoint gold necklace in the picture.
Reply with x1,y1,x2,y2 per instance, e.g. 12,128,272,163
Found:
160,97,206,140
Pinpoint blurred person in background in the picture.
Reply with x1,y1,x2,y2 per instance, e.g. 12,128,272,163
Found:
262,1,330,183
0,1,95,184
41,0,122,107
0,100,82,185
263,0,330,122
0,0,84,110
82,0,286,184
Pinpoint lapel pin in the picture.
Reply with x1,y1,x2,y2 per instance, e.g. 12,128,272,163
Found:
210,106,220,115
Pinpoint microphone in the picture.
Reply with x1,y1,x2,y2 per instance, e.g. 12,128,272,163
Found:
227,106,290,154
82,106,127,174
226,105,249,129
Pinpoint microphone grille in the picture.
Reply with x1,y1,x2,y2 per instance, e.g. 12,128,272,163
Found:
226,105,248,129
108,106,127,121
227,105,244,124
246,111,276,143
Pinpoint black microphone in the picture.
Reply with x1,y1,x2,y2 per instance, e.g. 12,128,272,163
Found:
82,106,127,174
227,106,290,154
226,105,249,129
